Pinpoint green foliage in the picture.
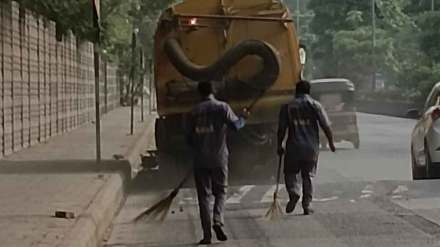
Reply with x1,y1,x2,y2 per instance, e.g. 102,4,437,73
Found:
333,26,397,89
376,0,416,30
308,0,440,100
307,0,372,77
7,0,174,70
416,11,440,63
10,0,97,41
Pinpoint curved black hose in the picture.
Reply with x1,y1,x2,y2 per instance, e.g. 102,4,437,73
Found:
164,37,280,90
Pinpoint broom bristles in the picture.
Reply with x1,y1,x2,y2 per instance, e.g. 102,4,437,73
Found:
133,172,191,223
264,193,283,220
133,190,178,222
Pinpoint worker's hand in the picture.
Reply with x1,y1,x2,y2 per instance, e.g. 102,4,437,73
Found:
277,147,285,156
241,108,251,119
329,142,336,153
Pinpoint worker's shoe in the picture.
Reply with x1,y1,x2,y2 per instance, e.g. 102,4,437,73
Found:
286,196,299,214
303,207,314,215
198,238,212,245
213,224,228,241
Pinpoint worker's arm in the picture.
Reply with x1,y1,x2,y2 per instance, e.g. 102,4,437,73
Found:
225,105,245,131
277,105,288,156
316,103,336,152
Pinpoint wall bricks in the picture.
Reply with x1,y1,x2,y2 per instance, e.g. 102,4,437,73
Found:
28,12,38,145
0,1,121,157
2,2,13,155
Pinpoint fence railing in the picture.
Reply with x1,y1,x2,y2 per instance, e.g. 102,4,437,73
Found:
0,1,120,157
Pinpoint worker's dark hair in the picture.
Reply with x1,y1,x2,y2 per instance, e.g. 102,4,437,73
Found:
296,80,311,95
197,81,214,97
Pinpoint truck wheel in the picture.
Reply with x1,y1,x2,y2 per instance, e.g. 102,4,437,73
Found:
352,134,360,149
353,139,360,149
155,119,168,151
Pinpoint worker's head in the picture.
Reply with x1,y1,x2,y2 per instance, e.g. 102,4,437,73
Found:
295,80,311,95
197,81,214,97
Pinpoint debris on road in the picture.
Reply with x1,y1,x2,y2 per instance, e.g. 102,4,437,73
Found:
54,211,75,219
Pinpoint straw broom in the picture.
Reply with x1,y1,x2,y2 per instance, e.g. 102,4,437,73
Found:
133,170,192,222
265,154,284,220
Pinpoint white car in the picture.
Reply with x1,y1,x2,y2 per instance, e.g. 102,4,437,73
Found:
411,82,440,179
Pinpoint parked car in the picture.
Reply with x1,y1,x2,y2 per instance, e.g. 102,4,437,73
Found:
411,82,440,179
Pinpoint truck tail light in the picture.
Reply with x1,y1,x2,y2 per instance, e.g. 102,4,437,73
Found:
189,18,198,25
432,108,440,121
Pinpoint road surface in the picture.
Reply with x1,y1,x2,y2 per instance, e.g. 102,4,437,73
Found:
103,113,440,247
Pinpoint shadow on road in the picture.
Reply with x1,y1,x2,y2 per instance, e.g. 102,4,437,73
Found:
128,149,288,195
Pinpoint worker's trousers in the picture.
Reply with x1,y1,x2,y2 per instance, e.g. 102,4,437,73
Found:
284,160,317,209
194,166,227,239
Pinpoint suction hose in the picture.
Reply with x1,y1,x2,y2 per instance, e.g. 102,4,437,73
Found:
164,37,280,91
164,37,281,146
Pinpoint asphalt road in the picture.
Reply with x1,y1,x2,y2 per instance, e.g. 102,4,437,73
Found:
103,113,440,247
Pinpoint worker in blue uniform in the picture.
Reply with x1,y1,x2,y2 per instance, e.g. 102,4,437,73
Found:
277,80,336,215
186,81,247,245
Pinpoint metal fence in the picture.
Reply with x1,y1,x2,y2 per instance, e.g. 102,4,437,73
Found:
0,1,120,157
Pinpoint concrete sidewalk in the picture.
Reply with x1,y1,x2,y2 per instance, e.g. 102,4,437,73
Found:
0,106,156,247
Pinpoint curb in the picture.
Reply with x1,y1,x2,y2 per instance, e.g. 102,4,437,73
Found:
125,116,157,177
58,172,126,247
59,116,156,247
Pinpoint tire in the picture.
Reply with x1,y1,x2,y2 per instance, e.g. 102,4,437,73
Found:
424,147,440,179
353,138,360,149
350,133,360,149
425,148,433,179
412,147,427,180
155,119,168,152
423,141,439,179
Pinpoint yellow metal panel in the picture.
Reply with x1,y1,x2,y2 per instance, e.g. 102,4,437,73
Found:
154,0,301,118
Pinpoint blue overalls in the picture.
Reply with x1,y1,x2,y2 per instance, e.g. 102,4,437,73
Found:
186,94,245,240
277,94,331,209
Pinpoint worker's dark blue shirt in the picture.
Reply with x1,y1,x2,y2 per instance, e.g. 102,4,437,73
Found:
186,95,245,169
277,94,331,163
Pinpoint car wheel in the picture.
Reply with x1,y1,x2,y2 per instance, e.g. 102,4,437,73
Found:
353,136,360,149
411,147,427,180
424,141,439,179
426,149,433,179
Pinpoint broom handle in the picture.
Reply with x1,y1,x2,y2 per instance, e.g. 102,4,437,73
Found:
244,88,267,114
173,169,193,194
274,154,283,196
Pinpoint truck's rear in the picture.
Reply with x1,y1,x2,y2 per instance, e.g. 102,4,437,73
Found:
153,0,302,154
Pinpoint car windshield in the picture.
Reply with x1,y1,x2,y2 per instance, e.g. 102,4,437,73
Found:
1,0,440,247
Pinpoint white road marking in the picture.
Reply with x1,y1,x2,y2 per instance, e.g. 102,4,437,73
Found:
361,190,374,194
261,184,285,203
349,199,356,203
361,184,374,195
393,197,440,210
359,184,375,199
392,195,403,200
364,184,374,190
226,185,256,204
313,196,339,202
392,185,409,195
178,189,198,205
